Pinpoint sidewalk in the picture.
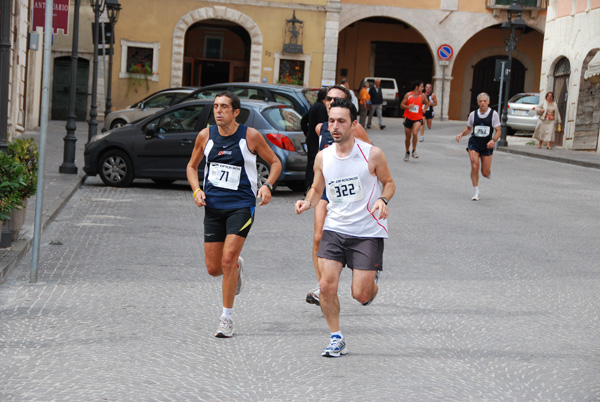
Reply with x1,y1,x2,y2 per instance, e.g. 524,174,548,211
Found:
497,136,600,169
0,120,87,283
1,119,599,283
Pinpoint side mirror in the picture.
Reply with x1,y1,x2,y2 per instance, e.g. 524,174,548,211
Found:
138,102,145,110
145,123,156,139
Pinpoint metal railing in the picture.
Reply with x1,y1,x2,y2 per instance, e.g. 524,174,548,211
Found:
486,0,548,10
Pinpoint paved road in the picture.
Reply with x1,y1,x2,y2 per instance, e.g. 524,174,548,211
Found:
1,119,599,401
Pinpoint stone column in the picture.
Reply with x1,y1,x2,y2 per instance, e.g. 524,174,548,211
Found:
322,0,341,85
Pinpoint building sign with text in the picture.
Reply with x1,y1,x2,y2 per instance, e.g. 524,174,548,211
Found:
32,0,70,35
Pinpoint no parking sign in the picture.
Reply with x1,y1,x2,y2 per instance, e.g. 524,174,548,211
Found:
437,44,453,61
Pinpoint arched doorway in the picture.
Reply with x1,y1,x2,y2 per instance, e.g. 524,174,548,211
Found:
337,17,433,116
182,19,251,86
171,7,263,87
51,56,89,121
470,56,525,112
553,57,570,146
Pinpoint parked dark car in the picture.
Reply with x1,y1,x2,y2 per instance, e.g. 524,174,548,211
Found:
85,99,307,191
103,87,197,130
177,83,319,116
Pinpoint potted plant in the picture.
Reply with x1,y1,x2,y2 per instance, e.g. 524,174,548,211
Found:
5,138,38,241
0,151,26,246
126,62,153,96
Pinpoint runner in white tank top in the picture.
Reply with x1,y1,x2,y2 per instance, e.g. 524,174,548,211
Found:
322,138,388,238
295,98,395,357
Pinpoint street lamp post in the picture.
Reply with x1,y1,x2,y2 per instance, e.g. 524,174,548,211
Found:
104,0,121,118
59,0,81,174
88,0,106,143
497,0,527,147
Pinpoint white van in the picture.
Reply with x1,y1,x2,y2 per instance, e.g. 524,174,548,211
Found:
362,77,400,116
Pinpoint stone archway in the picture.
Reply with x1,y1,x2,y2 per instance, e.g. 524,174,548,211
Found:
170,6,263,87
459,47,535,120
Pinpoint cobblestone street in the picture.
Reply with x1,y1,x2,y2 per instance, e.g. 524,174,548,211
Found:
1,119,599,401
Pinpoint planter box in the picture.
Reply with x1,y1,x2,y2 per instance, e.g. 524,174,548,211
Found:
7,200,27,241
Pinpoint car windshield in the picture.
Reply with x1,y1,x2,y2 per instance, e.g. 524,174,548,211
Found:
262,107,302,132
510,94,540,104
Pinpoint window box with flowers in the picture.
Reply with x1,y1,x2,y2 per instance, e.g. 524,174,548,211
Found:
127,62,154,96
278,72,304,86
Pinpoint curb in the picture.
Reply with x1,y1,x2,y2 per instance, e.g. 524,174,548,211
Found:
0,172,87,284
497,147,600,170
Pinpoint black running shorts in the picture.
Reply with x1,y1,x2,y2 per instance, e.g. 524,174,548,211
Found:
203,207,255,242
403,118,423,129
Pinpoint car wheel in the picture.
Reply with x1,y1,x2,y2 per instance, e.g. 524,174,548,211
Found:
507,126,516,136
151,179,176,186
110,119,127,129
286,181,306,192
98,150,134,187
256,160,276,190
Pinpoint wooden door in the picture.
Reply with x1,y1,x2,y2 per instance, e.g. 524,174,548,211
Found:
52,57,89,121
553,58,570,146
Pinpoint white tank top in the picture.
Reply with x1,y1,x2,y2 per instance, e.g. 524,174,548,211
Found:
322,139,388,238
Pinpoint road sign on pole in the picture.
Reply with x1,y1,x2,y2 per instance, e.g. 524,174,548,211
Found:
437,44,453,60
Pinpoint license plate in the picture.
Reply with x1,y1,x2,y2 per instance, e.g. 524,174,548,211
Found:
513,109,528,116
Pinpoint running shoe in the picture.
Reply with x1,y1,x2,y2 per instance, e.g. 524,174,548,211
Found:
215,317,234,338
419,135,424,142
306,286,320,306
472,193,480,201
412,150,419,159
322,335,348,357
404,152,410,162
236,256,244,295
380,125,386,130
362,271,380,306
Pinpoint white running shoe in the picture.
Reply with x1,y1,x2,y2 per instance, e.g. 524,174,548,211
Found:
215,317,233,338
404,152,410,162
419,136,424,142
306,286,320,306
412,150,419,159
236,256,244,295
322,335,348,357
472,193,480,201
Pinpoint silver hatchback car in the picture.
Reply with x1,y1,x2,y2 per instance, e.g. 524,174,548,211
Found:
103,87,197,131
505,92,540,135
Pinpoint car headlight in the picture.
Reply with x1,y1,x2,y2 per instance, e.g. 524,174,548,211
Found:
89,130,112,143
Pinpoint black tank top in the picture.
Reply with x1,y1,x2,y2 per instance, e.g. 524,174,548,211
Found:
471,109,495,145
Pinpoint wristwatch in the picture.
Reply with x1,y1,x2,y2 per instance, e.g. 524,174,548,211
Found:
378,196,388,205
263,182,273,191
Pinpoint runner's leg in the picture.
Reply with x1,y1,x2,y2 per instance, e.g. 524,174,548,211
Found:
318,258,344,332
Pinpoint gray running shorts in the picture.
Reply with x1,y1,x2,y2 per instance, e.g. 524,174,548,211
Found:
317,230,384,271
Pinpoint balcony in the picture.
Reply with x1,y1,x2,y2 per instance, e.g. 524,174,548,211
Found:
486,0,548,11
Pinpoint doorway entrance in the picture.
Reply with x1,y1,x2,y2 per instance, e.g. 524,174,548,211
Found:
471,56,525,113
52,56,89,121
182,19,250,86
553,57,570,146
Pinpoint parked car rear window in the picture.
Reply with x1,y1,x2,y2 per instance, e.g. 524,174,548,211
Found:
302,88,320,106
510,94,540,104
262,107,302,132
272,93,295,108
